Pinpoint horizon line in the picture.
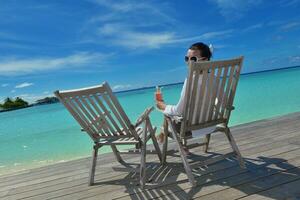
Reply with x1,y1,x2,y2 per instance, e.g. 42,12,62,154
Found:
116,64,300,94
1,64,299,103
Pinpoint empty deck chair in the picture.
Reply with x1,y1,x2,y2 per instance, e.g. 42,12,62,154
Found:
162,57,246,186
54,82,162,189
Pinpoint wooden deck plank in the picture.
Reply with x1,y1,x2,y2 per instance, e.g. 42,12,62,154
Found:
0,112,300,200
14,142,299,200
193,163,300,200
1,130,298,198
239,179,300,200
110,148,300,200
2,130,299,200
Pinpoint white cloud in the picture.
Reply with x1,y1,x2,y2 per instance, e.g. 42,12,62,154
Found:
261,54,300,69
289,55,300,63
88,1,233,49
152,66,186,74
210,0,263,19
85,0,178,49
43,91,49,94
279,0,300,7
111,31,175,49
90,0,175,23
0,42,33,50
280,22,300,31
1,83,9,87
11,90,16,93
15,82,34,89
212,44,228,49
170,30,234,44
97,23,233,49
242,23,264,32
0,52,110,76
92,0,145,12
112,84,132,91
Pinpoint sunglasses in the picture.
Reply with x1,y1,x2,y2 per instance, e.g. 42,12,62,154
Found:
184,56,207,62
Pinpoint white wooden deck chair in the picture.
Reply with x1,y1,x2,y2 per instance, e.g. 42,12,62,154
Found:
162,56,245,186
54,82,162,189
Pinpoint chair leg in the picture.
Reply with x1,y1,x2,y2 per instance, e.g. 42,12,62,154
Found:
224,127,246,169
162,132,168,165
111,144,123,163
162,118,169,165
169,126,196,187
89,144,99,186
203,134,211,153
140,120,147,189
147,120,162,163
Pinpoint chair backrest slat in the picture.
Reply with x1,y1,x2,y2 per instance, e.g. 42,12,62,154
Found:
213,66,229,120
101,94,131,136
86,96,115,136
105,84,134,131
65,96,99,136
182,57,243,134
187,70,201,127
54,82,139,141
62,96,98,139
91,94,123,135
219,65,235,118
193,69,209,125
80,96,112,136
200,67,216,124
207,67,222,121
223,63,242,119
73,96,108,137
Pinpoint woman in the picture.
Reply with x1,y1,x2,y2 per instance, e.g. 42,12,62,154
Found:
156,42,213,144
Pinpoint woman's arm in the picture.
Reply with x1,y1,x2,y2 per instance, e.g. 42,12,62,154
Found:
161,79,187,116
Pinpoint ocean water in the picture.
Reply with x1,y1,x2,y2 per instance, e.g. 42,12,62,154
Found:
1,67,300,175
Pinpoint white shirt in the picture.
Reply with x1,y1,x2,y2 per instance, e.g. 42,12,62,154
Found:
163,77,216,136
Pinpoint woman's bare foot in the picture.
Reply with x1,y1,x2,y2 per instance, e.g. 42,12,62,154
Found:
156,132,165,143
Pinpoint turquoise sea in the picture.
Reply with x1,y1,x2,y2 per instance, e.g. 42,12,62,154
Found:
1,67,300,175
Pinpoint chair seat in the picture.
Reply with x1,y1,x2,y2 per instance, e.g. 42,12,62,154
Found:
98,126,143,145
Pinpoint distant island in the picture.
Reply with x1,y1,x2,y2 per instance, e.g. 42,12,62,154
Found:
0,96,60,112
0,97,31,112
34,96,59,105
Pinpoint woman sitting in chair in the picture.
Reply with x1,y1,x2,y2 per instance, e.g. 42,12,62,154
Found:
155,42,213,145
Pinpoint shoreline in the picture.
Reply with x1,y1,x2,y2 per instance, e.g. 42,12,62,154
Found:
0,104,33,113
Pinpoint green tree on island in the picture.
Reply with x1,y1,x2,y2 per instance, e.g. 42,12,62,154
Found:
0,97,29,110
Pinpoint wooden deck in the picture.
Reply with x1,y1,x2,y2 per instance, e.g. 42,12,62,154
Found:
1,112,300,200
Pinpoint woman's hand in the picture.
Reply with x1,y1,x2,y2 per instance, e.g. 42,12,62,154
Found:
156,100,166,111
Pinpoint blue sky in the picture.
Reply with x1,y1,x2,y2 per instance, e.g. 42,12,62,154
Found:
0,0,300,103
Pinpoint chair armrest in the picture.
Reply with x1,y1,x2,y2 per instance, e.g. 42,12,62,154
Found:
164,114,183,124
165,116,180,136
134,106,154,127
